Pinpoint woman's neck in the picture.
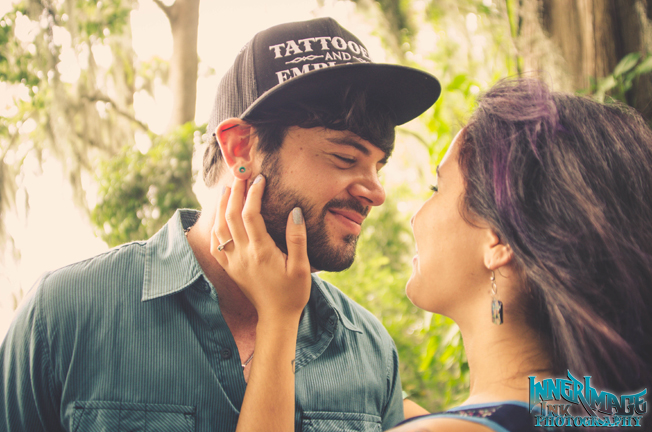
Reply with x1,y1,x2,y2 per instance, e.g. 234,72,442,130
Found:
457,312,552,407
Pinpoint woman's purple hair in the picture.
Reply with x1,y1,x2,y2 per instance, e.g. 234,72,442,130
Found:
458,78,652,393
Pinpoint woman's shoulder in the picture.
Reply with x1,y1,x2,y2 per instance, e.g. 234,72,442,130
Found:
394,401,539,432
393,416,493,432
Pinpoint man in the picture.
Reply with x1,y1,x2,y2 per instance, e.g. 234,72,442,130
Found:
0,17,440,431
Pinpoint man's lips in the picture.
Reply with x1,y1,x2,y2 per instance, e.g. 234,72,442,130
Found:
328,208,365,225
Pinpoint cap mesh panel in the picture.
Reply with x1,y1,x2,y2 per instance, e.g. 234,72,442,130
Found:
206,41,257,144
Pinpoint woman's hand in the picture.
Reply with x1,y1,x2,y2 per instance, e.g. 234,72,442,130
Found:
210,174,309,432
210,175,311,321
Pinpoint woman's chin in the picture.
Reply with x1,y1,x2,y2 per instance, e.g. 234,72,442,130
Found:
406,277,444,314
405,277,420,307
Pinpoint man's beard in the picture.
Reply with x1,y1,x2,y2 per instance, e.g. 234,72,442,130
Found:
258,152,368,272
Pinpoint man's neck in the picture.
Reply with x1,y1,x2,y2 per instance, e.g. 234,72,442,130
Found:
186,209,258,329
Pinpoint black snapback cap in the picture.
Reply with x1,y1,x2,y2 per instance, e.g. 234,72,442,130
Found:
206,17,441,142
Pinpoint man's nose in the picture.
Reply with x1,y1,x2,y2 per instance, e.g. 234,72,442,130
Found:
349,173,386,207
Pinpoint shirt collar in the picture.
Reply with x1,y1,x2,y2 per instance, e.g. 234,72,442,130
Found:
142,209,203,301
141,209,362,333
311,276,363,333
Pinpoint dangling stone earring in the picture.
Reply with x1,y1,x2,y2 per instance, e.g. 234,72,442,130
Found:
490,271,503,325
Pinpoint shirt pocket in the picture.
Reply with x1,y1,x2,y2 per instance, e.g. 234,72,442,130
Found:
301,411,382,432
72,400,195,432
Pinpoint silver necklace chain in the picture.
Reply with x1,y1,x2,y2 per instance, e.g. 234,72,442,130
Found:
185,223,252,369
242,351,254,369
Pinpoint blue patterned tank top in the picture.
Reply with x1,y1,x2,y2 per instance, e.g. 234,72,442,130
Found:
397,401,543,432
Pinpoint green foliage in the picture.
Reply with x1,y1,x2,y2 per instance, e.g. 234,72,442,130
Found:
137,56,170,97
75,0,131,39
0,10,40,87
417,0,516,166
91,123,201,246
588,52,652,105
424,72,483,167
0,0,139,246
372,0,414,50
504,0,524,74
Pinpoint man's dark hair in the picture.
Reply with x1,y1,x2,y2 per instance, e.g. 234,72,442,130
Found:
458,78,652,394
202,88,396,187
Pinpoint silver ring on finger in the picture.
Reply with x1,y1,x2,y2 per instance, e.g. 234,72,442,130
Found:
217,238,233,252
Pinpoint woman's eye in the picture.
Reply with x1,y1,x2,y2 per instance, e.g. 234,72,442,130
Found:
430,184,439,193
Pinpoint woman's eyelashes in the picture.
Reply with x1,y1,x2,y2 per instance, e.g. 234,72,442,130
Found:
430,172,440,193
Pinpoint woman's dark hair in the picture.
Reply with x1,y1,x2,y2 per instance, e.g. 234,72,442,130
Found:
202,87,396,187
458,78,652,394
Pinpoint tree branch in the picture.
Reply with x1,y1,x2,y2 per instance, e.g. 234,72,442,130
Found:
152,0,173,21
396,127,432,150
0,128,21,162
82,94,151,132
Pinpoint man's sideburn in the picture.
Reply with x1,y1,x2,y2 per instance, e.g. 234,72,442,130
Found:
258,150,364,272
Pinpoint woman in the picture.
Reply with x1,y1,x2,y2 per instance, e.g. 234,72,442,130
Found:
211,79,652,431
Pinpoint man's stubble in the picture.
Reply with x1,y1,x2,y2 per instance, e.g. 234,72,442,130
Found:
258,151,369,272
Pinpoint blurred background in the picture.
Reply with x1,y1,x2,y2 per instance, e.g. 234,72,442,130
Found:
1,0,651,412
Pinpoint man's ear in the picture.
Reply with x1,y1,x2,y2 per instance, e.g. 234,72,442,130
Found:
483,228,514,270
215,118,256,180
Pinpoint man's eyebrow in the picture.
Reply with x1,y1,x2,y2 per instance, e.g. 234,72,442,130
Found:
326,137,390,164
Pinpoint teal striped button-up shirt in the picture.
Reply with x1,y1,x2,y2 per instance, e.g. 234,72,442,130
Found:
1,209,404,431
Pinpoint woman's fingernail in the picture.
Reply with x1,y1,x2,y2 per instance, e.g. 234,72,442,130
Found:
221,185,227,196
292,207,303,225
253,174,263,185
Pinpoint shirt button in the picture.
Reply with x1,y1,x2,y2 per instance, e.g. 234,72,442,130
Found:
221,348,232,359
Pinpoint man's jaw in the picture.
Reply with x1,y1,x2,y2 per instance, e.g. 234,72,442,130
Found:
305,216,360,273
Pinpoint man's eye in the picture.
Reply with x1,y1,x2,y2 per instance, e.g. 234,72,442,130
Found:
334,155,356,164
430,184,438,193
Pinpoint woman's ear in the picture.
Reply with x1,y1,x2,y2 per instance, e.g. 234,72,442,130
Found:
483,229,514,270
215,118,256,180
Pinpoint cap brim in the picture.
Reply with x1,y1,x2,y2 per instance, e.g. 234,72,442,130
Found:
241,63,441,126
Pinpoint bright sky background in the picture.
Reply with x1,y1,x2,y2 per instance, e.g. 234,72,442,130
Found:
0,0,416,338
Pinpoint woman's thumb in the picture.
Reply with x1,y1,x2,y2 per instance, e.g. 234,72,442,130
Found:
285,207,309,277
